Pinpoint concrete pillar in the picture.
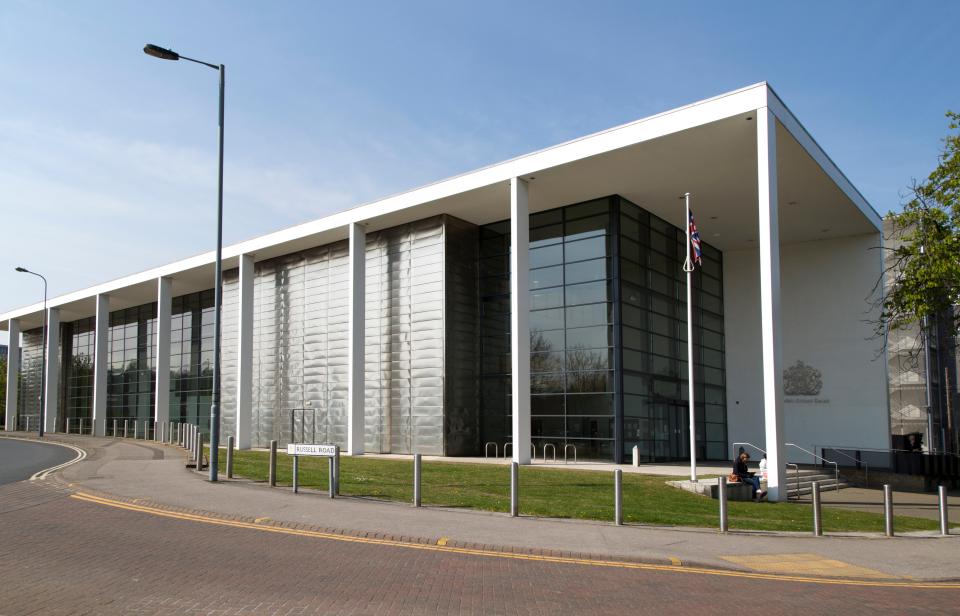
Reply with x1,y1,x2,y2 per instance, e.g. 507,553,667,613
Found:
154,277,172,427
5,319,20,431
236,254,254,450
757,108,786,502
510,178,531,464
43,307,60,434
347,222,365,455
92,294,110,437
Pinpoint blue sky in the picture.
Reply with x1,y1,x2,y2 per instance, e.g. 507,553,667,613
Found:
1,0,958,341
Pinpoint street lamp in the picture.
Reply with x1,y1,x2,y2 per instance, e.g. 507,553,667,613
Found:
144,43,225,481
15,267,47,438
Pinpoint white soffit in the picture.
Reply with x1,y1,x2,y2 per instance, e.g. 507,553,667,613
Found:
1,82,878,327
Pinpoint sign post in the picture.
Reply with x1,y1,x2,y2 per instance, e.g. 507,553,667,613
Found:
286,444,341,498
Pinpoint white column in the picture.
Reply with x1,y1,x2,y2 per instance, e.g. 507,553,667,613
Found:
347,222,366,455
510,178,531,464
5,319,20,431
154,278,172,427
757,108,786,501
236,254,254,450
43,307,60,434
92,294,110,437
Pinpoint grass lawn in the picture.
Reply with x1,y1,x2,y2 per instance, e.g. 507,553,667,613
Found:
209,447,946,533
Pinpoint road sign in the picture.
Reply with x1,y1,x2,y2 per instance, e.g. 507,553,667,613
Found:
287,443,338,457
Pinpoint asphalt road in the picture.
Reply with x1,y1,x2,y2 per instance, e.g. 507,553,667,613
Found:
0,481,955,615
0,437,76,485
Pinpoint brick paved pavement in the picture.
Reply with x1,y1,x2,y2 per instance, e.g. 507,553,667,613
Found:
0,480,955,615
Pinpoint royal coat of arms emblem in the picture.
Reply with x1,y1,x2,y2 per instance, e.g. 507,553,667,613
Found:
783,361,822,396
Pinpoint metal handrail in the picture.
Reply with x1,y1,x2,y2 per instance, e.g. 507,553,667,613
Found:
786,442,839,492
816,443,960,460
731,441,800,500
816,445,869,488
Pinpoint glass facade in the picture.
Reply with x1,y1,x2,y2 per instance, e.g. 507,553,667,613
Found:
17,328,44,428
169,291,216,428
61,317,95,430
107,304,157,424
479,195,726,462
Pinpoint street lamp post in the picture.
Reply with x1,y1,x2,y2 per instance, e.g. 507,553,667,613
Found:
15,267,47,438
144,43,225,481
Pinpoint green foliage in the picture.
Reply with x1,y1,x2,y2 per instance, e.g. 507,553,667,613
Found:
880,111,960,338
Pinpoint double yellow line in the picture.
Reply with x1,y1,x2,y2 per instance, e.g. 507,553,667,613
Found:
70,491,960,590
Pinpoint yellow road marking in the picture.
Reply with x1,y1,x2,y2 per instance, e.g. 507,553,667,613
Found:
254,517,271,524
68,492,960,590
437,537,448,546
669,557,682,566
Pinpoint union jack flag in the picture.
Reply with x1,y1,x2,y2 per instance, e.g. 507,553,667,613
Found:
689,210,702,267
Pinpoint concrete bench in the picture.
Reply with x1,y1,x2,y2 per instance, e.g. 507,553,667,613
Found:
709,481,754,501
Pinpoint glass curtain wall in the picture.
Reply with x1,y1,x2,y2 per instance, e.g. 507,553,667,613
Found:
107,304,157,428
169,290,215,431
479,195,726,462
480,198,617,459
619,199,726,462
61,317,95,431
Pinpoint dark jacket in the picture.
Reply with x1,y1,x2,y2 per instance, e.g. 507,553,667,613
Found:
733,458,754,481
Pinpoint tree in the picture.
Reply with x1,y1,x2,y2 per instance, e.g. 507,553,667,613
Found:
877,111,960,344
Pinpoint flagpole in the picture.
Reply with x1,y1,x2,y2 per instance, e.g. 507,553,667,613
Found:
683,192,697,483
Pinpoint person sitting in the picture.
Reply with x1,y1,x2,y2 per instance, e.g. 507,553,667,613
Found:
733,452,766,501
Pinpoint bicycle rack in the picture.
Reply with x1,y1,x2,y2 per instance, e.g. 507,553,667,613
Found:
543,443,556,463
564,444,577,464
485,442,498,458
503,442,512,459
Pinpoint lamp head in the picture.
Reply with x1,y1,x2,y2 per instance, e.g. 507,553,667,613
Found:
15,267,28,272
144,44,180,61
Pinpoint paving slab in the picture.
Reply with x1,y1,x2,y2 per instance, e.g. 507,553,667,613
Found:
15,433,960,582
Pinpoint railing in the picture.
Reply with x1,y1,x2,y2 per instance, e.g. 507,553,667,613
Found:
817,446,869,487
816,444,960,482
731,441,800,500
785,442,839,492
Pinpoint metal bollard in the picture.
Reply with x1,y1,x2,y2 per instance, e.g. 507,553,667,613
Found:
169,422,174,444
124,420,129,439
939,485,950,536
510,461,519,517
414,454,422,507
197,433,205,471
268,440,277,487
159,422,165,443
66,418,72,434
134,421,139,440
718,476,729,532
812,480,822,536
883,484,894,537
113,419,117,437
334,447,340,495
144,420,149,440
292,455,299,494
226,435,234,479
614,469,623,526
328,456,335,499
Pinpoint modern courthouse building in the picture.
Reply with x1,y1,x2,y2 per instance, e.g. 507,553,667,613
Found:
3,83,889,500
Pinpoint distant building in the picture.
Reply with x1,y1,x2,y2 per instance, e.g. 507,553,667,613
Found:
884,218,959,453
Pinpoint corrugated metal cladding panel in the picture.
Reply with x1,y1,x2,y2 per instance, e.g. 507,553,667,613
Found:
17,329,45,422
366,216,446,455
219,214,479,455
249,242,350,449
220,269,239,440
443,216,480,455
